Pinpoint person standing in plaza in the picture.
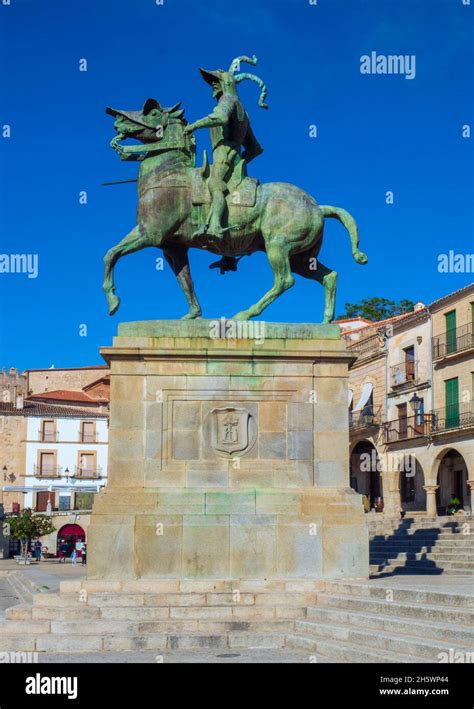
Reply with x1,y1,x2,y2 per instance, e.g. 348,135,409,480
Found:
59,540,68,562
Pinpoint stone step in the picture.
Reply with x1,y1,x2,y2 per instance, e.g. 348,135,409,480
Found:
370,551,474,561
370,558,474,569
323,581,474,608
44,618,295,635
370,565,474,577
33,631,287,653
370,539,473,547
293,619,472,660
305,606,474,645
370,531,471,537
98,604,306,621
286,635,430,663
59,579,324,594
36,590,318,608
315,594,474,625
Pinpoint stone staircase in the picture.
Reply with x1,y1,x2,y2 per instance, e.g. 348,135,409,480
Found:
0,577,472,661
287,580,474,662
368,516,474,577
0,579,319,653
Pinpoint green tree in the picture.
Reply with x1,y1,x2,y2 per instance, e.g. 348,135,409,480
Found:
7,508,55,561
338,297,415,322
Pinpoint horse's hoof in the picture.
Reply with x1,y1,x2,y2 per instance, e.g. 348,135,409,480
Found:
231,311,251,321
181,309,202,320
354,250,368,265
108,294,121,316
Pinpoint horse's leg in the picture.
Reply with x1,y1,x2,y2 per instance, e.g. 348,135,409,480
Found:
103,226,147,315
232,239,294,320
162,245,202,319
291,253,337,323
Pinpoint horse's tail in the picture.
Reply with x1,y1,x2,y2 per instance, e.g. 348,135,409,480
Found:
320,205,368,264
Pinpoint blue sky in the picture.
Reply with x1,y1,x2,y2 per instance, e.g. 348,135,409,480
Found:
0,0,472,371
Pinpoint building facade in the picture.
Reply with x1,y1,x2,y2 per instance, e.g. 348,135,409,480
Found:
0,368,110,557
343,284,474,518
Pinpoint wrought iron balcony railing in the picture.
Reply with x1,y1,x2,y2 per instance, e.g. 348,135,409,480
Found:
37,430,58,442
349,407,382,430
33,464,61,477
432,322,474,359
390,359,418,387
384,413,434,443
74,465,102,479
78,431,99,443
430,402,474,433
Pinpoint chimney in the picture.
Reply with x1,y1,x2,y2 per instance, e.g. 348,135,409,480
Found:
13,386,24,410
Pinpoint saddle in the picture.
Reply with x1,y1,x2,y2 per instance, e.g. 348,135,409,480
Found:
192,154,259,208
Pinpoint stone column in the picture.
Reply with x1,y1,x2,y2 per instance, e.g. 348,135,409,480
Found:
380,471,401,518
423,485,439,517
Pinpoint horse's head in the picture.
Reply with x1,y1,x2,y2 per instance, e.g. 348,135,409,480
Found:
106,98,194,155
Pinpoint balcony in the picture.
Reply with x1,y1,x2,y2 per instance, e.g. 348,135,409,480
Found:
37,430,58,442
74,465,102,479
432,322,474,360
430,402,474,433
349,407,382,431
384,414,434,443
78,431,99,443
390,360,418,388
33,464,61,478
347,335,384,362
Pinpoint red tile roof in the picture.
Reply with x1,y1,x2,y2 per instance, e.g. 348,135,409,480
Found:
0,401,108,418
28,390,98,404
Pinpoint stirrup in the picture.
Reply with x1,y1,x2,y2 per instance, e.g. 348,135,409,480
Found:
192,223,210,239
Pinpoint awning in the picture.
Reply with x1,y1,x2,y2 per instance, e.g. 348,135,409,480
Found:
2,485,104,493
353,382,373,412
348,389,354,407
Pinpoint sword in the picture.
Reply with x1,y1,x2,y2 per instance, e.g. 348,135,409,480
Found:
101,179,138,187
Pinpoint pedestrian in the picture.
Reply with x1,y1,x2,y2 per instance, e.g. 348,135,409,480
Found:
71,549,77,566
59,540,68,562
81,544,87,566
34,540,42,562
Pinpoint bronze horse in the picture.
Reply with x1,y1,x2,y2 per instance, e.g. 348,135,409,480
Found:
103,99,367,322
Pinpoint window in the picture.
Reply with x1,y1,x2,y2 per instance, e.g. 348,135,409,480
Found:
37,451,57,476
59,495,71,511
36,491,55,512
77,452,97,478
41,420,56,442
445,310,457,354
397,403,408,438
80,421,96,443
404,346,415,381
445,377,460,428
75,492,94,510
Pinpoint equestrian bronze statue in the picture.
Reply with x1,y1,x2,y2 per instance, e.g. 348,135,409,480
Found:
103,55,367,322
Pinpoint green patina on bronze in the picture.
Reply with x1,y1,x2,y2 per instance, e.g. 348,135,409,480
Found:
103,55,368,323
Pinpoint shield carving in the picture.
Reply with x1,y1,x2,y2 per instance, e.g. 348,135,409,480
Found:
211,407,250,455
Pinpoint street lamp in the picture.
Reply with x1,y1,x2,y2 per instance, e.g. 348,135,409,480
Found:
409,393,423,413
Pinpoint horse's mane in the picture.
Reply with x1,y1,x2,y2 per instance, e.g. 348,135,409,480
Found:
164,102,188,126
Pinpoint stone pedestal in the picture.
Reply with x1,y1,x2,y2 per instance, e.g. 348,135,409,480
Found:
87,320,368,581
